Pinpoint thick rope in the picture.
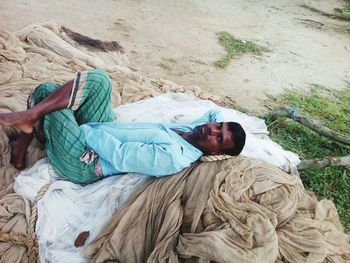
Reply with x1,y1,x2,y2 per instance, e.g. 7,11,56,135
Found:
0,232,37,262
200,154,235,162
30,183,51,235
0,232,33,246
0,182,49,262
27,183,51,263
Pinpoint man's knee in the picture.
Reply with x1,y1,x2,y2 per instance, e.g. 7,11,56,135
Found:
90,68,112,94
31,82,60,105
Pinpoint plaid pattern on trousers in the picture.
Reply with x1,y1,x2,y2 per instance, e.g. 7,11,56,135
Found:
31,69,115,183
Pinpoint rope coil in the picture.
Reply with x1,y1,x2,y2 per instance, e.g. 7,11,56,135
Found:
28,183,51,263
0,232,37,262
200,154,235,162
30,183,51,236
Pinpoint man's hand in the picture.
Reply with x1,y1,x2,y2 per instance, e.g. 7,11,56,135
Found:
95,161,103,178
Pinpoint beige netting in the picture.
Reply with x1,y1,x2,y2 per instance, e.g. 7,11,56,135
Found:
84,157,350,263
0,23,349,263
0,194,34,263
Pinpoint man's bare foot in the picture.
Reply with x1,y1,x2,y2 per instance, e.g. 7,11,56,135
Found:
0,110,37,134
10,132,34,169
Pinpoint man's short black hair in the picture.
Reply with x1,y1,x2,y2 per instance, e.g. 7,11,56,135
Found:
224,122,246,156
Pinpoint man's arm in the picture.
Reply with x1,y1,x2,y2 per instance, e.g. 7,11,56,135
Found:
191,109,224,125
83,127,191,176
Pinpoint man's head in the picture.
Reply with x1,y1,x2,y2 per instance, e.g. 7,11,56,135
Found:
190,122,246,156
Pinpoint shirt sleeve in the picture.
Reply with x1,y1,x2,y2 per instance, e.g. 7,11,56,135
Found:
82,126,190,177
191,109,224,125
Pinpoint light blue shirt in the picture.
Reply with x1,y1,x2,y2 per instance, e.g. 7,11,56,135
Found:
80,110,223,177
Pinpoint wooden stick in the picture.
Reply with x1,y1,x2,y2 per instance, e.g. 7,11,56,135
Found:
297,155,350,170
265,106,350,146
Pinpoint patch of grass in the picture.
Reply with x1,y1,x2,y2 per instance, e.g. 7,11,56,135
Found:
297,4,350,35
158,62,172,71
231,104,248,113
301,4,350,22
158,57,177,71
333,24,350,35
164,58,177,64
214,31,269,68
266,84,350,230
334,0,350,20
345,0,350,12
270,84,350,135
222,96,248,113
190,58,207,65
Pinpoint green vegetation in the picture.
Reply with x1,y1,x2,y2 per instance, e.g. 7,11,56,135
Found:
223,98,248,113
301,2,350,22
334,0,350,20
214,31,269,68
158,58,177,71
344,0,350,12
266,84,350,230
333,24,350,35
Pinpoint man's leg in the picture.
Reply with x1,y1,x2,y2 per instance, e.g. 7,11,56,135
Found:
0,80,73,134
9,82,62,169
0,68,114,132
43,108,98,184
5,68,114,181
42,69,115,183
10,132,34,169
73,68,115,124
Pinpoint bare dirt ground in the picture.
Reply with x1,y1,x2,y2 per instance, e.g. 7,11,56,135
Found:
1,0,349,111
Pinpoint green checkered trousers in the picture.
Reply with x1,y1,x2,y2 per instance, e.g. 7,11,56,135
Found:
30,68,115,184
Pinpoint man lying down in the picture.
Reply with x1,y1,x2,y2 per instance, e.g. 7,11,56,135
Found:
0,68,246,183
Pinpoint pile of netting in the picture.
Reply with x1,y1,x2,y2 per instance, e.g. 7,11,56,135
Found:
0,23,349,262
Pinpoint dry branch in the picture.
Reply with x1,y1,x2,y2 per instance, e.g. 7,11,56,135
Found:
297,155,350,170
265,106,350,146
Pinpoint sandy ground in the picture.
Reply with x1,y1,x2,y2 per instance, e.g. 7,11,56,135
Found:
1,0,349,110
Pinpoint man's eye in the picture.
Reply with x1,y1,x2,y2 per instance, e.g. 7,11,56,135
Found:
218,123,223,128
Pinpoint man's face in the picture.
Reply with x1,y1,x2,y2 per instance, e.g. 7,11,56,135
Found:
191,122,235,155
